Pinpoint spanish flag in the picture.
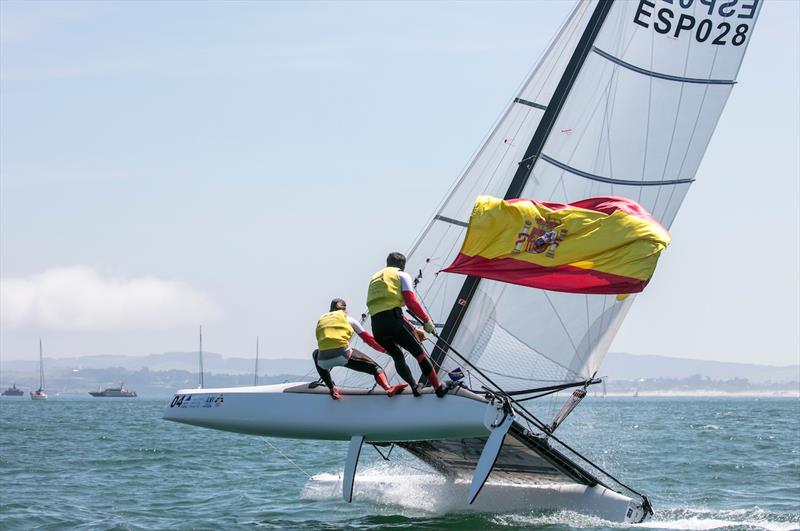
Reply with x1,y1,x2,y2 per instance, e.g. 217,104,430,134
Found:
442,195,670,294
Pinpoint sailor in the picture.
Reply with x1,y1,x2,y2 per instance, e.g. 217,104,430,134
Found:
313,298,407,400
367,252,447,398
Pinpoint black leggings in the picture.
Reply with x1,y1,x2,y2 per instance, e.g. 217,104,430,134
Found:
371,308,435,388
312,348,383,390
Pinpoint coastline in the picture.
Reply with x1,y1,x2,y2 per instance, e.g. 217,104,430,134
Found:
603,389,799,398
3,390,796,400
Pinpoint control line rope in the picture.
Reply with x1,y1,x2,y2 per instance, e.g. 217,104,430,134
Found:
263,439,313,479
427,329,651,505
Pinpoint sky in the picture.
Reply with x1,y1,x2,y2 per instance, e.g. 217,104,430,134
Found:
1,0,798,367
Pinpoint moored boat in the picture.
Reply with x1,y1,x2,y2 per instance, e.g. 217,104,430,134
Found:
89,384,137,398
1,384,24,397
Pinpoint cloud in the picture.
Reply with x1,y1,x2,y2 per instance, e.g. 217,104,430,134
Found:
0,266,219,331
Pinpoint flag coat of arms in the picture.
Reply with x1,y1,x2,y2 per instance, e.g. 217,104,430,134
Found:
442,195,671,295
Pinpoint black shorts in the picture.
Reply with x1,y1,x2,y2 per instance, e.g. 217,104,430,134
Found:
371,307,423,357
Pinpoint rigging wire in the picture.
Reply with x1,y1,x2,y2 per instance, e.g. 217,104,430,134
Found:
263,439,313,479
404,0,581,264
425,329,651,503
407,303,648,501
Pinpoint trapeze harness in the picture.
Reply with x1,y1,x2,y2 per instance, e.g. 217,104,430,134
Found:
312,310,386,390
366,267,442,391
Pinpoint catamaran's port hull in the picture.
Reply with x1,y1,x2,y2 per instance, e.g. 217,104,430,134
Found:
162,382,491,442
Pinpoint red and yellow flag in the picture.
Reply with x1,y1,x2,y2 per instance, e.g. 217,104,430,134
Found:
442,195,671,294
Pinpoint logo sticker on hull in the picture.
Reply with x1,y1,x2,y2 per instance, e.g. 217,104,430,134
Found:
169,393,224,408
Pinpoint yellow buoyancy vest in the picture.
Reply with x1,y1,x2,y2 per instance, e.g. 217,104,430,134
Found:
315,310,354,350
366,267,404,316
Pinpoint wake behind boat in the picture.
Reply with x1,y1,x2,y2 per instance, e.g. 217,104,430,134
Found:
164,0,762,523
89,384,137,398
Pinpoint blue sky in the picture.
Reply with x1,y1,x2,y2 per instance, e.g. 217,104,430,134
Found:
1,1,798,366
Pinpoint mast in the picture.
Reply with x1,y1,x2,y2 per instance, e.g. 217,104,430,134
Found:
39,338,44,390
254,336,259,386
429,0,616,374
198,326,204,389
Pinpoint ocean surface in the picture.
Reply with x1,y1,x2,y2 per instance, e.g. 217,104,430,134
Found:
0,396,797,530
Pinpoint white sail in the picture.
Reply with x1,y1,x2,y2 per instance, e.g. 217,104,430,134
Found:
398,0,762,392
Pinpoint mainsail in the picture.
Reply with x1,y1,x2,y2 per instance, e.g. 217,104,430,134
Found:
382,0,763,396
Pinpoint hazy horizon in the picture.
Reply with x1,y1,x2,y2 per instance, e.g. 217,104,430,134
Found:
2,347,798,371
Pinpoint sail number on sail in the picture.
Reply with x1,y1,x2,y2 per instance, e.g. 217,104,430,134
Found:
634,0,758,46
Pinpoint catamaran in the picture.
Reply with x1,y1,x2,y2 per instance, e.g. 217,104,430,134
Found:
164,0,762,522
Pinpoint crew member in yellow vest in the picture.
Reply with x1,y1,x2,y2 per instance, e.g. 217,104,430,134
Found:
367,252,446,398
313,298,407,400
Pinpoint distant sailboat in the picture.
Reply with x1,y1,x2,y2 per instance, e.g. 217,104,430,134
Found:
30,339,47,400
198,326,204,389
254,337,259,386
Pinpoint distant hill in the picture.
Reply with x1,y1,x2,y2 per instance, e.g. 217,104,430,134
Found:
1,351,312,378
0,352,315,398
602,352,798,383
0,350,796,397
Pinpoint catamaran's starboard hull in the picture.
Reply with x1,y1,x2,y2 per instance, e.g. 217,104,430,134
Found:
308,473,645,522
163,382,491,442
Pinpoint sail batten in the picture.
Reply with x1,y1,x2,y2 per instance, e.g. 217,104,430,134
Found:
592,46,737,84
433,215,469,228
514,98,548,110
540,154,696,186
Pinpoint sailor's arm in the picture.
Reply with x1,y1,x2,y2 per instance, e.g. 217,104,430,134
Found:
398,271,436,333
348,316,385,353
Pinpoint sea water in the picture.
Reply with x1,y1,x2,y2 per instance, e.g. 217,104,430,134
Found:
0,397,797,530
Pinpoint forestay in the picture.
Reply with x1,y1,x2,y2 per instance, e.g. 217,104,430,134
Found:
392,0,762,394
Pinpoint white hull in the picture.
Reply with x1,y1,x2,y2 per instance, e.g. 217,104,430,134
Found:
163,382,490,442
308,471,642,522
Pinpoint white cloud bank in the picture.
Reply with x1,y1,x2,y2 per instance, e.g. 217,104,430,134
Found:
1,266,219,331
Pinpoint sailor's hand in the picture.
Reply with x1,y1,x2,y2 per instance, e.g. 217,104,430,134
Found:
330,386,341,400
423,319,436,334
414,328,426,342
